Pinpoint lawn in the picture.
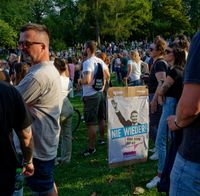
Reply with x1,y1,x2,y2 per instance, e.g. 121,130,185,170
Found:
24,74,161,196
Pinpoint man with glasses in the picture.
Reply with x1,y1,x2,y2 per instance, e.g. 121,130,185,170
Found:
16,23,61,196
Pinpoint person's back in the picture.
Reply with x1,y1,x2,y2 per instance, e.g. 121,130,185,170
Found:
82,55,107,97
0,82,20,169
17,61,61,160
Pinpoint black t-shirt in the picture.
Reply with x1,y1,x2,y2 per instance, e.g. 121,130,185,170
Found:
148,58,168,93
178,31,200,163
165,67,184,100
0,81,32,168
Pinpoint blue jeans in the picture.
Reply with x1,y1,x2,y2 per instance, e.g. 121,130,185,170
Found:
115,67,121,84
155,97,177,173
170,153,200,196
149,93,163,141
128,79,141,86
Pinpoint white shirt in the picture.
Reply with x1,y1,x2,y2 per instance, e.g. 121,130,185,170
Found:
60,75,71,101
128,60,142,81
82,56,107,97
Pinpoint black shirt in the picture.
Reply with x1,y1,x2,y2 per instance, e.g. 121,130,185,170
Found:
148,59,168,93
0,81,32,168
165,67,184,100
178,31,200,163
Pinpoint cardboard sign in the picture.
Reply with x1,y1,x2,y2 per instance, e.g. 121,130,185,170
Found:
108,86,149,167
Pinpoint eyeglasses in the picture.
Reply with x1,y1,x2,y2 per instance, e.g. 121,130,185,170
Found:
165,49,173,54
18,41,44,48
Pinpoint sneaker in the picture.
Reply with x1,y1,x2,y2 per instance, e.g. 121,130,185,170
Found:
98,139,106,145
149,151,158,160
82,148,96,156
146,176,160,189
149,147,156,153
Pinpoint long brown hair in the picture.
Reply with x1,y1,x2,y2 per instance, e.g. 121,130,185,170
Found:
54,57,69,77
14,62,30,85
168,43,186,70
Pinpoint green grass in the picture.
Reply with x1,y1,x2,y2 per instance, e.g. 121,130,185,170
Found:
24,74,161,196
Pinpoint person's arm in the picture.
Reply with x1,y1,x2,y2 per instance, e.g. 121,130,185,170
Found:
111,99,131,126
167,83,200,130
141,61,149,74
150,71,166,113
157,76,174,96
102,66,110,91
16,126,34,176
104,66,110,81
78,71,92,85
14,87,34,176
124,62,132,86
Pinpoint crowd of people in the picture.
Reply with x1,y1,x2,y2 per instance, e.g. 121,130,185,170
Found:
0,22,199,196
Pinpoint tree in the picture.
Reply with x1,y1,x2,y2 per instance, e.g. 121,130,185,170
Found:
0,0,31,31
29,0,56,23
76,0,152,44
152,0,190,38
183,0,200,32
0,19,17,48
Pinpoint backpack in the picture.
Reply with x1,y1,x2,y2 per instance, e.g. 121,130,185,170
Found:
92,63,104,91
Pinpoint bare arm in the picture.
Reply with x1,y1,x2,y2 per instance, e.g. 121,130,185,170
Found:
79,71,92,85
150,71,166,113
126,63,132,78
168,84,200,130
104,67,110,81
16,126,34,176
157,76,175,96
141,62,149,74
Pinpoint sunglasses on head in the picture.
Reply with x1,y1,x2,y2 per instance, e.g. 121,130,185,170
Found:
165,49,173,54
18,41,44,48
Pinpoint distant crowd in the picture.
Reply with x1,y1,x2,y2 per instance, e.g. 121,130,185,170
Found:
0,22,200,196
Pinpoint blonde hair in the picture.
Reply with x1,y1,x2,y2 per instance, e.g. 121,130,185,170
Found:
130,50,140,64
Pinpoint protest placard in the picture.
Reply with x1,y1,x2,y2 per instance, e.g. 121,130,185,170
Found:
108,86,149,167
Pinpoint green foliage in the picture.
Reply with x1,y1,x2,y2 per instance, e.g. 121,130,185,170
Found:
183,0,200,32
152,0,190,37
0,0,198,49
0,19,17,48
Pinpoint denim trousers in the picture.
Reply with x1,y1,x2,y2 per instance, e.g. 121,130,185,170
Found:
155,97,177,173
170,153,200,196
149,93,163,141
60,97,74,162
128,79,141,86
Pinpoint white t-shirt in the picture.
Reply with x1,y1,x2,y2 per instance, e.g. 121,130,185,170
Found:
60,75,71,101
82,56,107,97
128,60,142,81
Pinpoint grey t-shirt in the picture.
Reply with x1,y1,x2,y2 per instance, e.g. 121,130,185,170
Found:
16,61,61,161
